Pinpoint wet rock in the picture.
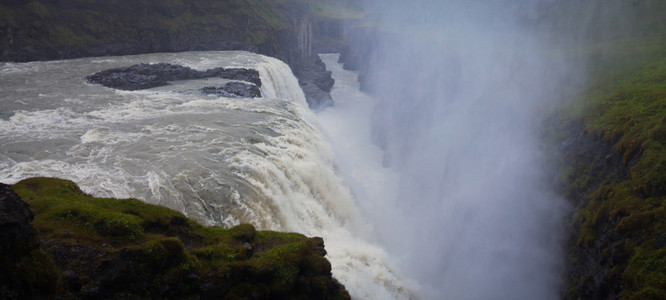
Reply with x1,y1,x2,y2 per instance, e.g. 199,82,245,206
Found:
656,234,666,249
0,183,37,252
299,79,334,109
296,58,335,110
201,81,261,98
223,81,262,98
311,237,327,257
87,63,261,91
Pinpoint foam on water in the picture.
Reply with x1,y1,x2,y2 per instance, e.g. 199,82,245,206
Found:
0,51,410,299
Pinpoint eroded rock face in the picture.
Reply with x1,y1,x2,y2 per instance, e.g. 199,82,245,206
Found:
556,123,638,299
296,57,335,109
86,63,261,91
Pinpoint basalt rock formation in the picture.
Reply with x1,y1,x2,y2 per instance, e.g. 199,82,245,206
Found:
201,82,261,98
86,63,262,98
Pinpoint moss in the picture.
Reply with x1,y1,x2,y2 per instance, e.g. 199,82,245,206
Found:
230,223,256,242
621,246,666,299
16,249,59,295
252,29,270,45
135,237,189,269
9,177,348,298
51,25,90,46
26,1,49,18
576,206,597,246
555,4,666,296
0,4,16,27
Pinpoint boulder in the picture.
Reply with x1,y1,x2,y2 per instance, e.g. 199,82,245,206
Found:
201,82,262,98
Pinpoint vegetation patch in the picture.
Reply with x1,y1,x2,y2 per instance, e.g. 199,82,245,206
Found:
551,1,666,297
7,177,349,299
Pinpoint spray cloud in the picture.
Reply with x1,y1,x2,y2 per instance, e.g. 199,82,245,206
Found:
347,1,576,298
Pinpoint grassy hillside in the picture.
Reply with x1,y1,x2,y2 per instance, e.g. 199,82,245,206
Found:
0,0,362,61
549,0,666,298
0,0,280,59
3,177,349,299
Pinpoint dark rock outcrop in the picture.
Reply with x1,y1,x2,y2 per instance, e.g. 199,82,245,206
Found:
0,183,36,251
87,63,261,91
297,58,335,109
0,183,58,299
201,82,261,98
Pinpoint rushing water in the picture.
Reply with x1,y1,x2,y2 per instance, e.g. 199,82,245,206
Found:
0,51,411,299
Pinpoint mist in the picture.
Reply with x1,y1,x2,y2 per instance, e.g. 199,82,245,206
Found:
325,0,582,298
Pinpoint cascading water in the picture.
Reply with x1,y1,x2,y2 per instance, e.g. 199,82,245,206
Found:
0,51,411,299
319,0,573,299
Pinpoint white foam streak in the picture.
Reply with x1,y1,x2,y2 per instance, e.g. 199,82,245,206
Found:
0,51,410,299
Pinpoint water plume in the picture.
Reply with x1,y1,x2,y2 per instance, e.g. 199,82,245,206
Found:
331,1,579,298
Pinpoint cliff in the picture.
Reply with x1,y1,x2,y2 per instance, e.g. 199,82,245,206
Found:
554,53,666,299
0,0,361,109
0,177,350,299
544,1,666,298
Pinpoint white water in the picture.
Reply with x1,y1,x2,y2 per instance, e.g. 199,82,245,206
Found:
0,51,410,299
316,54,403,244
342,1,571,298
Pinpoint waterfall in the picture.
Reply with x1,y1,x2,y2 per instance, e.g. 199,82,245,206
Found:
0,51,412,299
334,1,572,298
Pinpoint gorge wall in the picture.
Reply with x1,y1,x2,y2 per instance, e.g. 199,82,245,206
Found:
0,0,355,108
338,1,666,298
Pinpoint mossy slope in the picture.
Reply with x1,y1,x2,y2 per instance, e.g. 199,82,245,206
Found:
551,1,666,298
4,177,349,299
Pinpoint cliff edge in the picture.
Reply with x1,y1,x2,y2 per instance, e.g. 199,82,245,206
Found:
0,177,350,299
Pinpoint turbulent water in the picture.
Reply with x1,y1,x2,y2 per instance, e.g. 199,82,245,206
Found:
0,51,411,299
345,1,571,298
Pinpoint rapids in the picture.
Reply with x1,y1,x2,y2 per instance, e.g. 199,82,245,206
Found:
0,51,411,299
